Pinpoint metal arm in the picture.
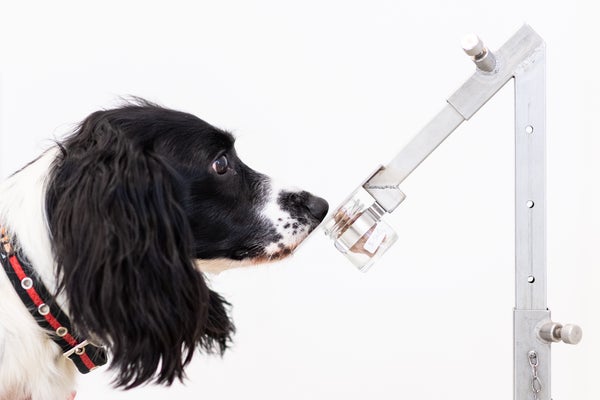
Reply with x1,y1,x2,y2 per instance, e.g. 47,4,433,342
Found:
324,24,582,400
363,25,545,212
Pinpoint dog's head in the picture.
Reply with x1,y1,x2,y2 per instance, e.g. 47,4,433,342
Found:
46,100,328,388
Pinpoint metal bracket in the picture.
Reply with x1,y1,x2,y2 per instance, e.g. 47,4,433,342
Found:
325,24,582,399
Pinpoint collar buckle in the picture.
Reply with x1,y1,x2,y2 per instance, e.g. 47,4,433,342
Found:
63,339,90,358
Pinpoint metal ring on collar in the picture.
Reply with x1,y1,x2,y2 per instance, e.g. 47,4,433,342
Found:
56,326,68,337
20,277,33,290
37,303,50,316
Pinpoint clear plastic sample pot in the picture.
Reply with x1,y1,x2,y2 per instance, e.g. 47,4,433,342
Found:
323,187,397,272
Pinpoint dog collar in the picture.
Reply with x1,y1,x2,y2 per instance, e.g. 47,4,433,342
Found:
0,229,108,374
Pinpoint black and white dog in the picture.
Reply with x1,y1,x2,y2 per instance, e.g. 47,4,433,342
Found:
0,100,328,400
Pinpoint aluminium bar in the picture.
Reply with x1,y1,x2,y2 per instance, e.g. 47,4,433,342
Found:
513,41,550,400
364,25,544,212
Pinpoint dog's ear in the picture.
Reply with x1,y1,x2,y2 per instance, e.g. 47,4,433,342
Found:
46,109,234,388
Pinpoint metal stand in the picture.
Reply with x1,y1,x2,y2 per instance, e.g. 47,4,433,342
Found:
325,25,582,399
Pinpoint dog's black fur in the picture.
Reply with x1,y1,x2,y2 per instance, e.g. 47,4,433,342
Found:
44,100,327,389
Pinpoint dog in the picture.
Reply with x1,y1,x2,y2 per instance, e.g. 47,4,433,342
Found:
0,99,328,400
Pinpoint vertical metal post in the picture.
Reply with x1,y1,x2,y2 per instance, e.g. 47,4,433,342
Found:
514,45,550,399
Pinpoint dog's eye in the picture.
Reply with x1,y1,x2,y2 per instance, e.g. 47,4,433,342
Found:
212,155,229,175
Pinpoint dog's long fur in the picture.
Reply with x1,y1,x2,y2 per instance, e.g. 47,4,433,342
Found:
0,101,328,400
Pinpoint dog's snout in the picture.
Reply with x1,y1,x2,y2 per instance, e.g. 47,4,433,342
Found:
305,194,328,222
262,185,328,259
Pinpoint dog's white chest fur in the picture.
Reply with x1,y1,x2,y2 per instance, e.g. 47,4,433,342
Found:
0,150,77,400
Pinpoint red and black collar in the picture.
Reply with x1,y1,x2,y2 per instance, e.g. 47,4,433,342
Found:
0,230,108,374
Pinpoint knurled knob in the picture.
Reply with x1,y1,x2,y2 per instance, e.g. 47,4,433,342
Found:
559,324,583,345
461,33,485,57
461,33,496,72
538,321,583,345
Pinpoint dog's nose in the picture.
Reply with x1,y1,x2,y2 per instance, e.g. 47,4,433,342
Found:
305,194,329,222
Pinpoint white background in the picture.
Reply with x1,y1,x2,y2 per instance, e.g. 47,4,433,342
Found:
0,1,597,399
